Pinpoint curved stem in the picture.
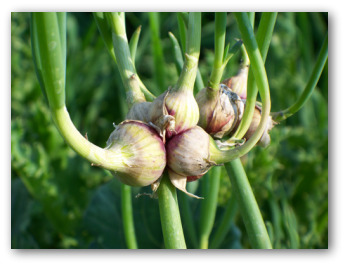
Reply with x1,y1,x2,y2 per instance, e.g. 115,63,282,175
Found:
121,184,138,249
31,12,127,172
157,173,187,249
31,12,66,110
272,33,328,122
199,166,221,249
225,158,272,249
210,12,272,164
233,12,277,140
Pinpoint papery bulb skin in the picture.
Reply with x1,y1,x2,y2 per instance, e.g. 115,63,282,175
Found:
221,65,249,99
126,102,152,123
244,103,275,147
105,120,166,186
149,88,199,140
196,85,245,139
166,126,216,178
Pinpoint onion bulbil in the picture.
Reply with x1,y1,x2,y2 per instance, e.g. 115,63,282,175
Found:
105,120,166,187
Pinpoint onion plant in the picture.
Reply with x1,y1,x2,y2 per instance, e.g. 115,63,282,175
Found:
28,12,328,249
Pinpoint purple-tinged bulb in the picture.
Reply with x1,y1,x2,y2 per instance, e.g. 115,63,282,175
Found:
166,126,216,179
196,85,244,139
105,120,166,187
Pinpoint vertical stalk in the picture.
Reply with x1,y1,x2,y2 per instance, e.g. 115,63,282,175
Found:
199,166,221,249
106,12,146,107
208,12,227,93
149,12,166,91
178,192,199,248
209,194,238,249
225,159,272,249
121,184,138,249
173,12,201,93
157,173,187,249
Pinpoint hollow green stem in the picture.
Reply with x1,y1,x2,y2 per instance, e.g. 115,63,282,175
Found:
105,12,146,107
208,12,227,94
199,166,221,249
225,158,272,249
93,12,117,62
31,12,66,110
94,12,155,101
157,173,187,249
233,12,277,140
210,12,271,164
173,12,201,93
240,12,254,66
209,194,238,249
121,184,138,249
169,31,204,92
177,12,187,53
149,12,166,92
31,12,144,176
272,33,328,122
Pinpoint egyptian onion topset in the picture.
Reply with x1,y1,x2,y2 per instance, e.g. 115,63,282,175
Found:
30,12,328,249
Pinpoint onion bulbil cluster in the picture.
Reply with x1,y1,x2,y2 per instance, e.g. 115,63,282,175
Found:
105,65,275,198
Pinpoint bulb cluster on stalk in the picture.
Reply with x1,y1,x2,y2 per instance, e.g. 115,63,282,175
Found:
104,65,275,198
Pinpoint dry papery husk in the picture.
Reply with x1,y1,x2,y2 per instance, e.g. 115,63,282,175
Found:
105,120,166,187
196,85,244,139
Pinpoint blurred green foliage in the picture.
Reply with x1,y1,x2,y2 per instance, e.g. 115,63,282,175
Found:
11,12,327,249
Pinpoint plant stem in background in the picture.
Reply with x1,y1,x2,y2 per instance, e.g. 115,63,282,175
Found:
157,173,187,249
169,32,184,75
199,166,221,249
177,12,187,54
209,194,238,249
121,184,138,249
272,34,328,122
149,12,166,92
225,158,272,249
